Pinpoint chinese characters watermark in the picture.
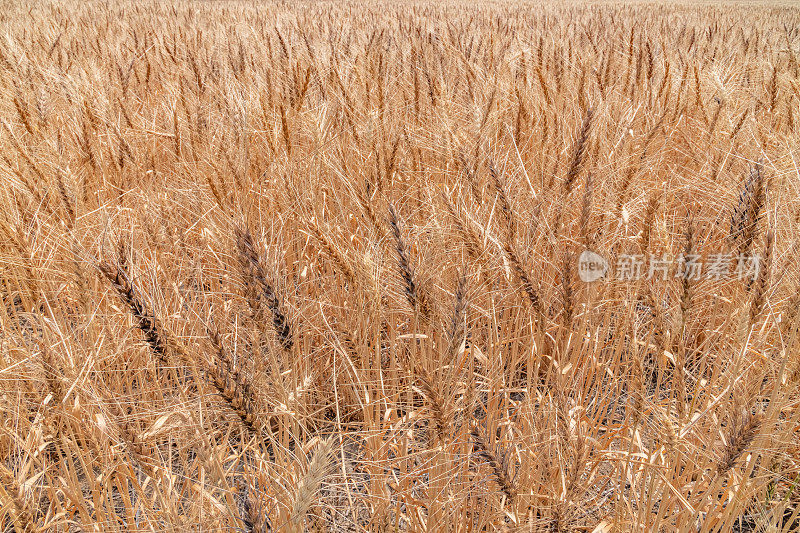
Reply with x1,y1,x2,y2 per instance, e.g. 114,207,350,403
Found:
578,251,762,283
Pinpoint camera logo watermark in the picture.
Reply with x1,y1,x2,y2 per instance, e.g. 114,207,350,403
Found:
578,250,763,283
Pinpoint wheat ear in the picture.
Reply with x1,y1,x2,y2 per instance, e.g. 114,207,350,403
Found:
235,224,294,351
290,437,334,530
470,423,516,504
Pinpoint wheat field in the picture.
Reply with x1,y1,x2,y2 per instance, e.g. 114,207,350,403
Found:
1,0,799,531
